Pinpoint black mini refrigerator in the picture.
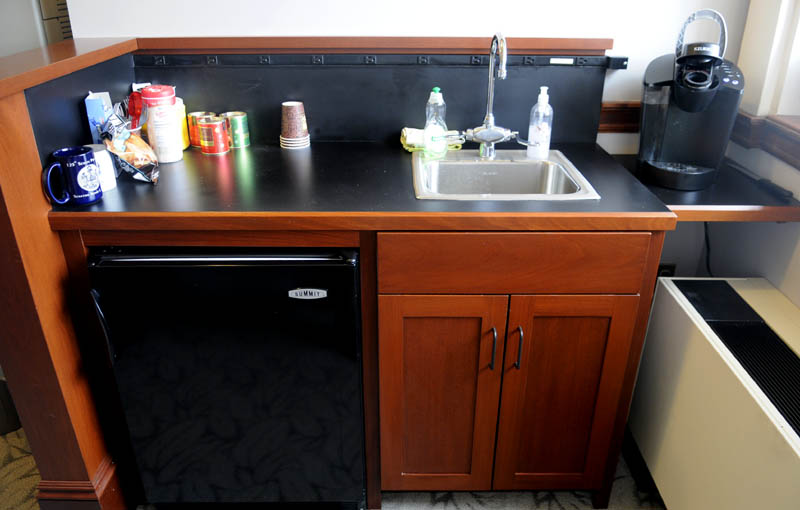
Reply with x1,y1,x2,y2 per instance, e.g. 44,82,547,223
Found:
88,248,365,508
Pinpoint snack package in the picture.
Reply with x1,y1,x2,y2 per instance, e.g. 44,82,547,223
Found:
101,114,160,184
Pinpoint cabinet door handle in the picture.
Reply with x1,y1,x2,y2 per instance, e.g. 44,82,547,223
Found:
490,327,498,370
514,326,524,369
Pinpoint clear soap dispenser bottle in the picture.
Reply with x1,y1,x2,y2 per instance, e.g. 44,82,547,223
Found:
423,86,448,157
527,86,553,160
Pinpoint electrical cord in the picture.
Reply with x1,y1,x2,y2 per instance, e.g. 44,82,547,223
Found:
704,221,714,277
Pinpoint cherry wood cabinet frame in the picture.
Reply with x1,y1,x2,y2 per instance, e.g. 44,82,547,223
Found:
375,231,665,507
0,34,677,510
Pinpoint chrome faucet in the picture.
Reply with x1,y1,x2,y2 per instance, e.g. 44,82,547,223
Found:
464,33,517,159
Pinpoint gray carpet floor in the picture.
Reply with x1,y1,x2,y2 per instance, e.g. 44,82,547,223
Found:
383,458,665,510
0,428,40,510
1,426,663,510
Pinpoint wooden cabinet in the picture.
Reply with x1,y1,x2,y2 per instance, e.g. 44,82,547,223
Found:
378,295,507,490
493,295,638,489
377,232,658,501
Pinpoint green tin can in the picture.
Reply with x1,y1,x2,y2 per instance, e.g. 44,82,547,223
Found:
220,111,250,148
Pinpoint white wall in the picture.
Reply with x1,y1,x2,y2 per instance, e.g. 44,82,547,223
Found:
66,0,749,102
0,0,46,57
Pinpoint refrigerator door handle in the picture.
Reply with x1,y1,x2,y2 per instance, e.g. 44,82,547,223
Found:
90,289,115,362
94,255,352,266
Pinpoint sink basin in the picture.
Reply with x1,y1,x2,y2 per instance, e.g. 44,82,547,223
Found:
412,150,601,200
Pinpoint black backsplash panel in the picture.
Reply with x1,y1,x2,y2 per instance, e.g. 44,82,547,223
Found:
25,55,135,165
134,56,608,145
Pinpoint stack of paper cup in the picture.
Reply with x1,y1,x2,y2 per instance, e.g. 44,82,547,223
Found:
279,101,310,149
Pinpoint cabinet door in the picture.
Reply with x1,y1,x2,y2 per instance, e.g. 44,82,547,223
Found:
493,295,639,490
379,295,508,490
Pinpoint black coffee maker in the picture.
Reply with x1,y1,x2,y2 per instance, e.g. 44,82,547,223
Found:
638,9,744,190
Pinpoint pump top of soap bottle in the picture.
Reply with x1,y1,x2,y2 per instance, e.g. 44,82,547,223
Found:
537,86,549,106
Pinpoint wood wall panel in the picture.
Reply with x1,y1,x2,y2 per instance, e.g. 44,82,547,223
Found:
756,116,800,170
0,92,122,507
598,101,641,133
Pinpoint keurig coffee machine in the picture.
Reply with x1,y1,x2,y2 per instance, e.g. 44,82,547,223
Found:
638,9,744,190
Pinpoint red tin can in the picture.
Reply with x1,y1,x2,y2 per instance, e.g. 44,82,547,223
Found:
188,111,215,147
198,116,229,155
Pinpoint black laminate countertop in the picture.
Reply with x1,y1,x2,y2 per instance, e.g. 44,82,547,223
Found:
54,143,670,216
615,155,800,207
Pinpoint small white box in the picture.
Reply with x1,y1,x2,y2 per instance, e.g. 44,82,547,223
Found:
84,92,112,145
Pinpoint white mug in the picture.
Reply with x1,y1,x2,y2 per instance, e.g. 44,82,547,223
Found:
88,144,117,192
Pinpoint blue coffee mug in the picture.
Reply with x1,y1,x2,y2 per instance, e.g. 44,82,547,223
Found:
42,146,103,206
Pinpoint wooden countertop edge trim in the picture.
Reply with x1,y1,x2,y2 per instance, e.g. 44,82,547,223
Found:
0,36,612,98
134,36,613,55
0,38,139,99
667,205,800,222
47,211,677,232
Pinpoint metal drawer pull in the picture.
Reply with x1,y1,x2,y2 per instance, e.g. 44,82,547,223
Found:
514,326,524,369
490,327,498,370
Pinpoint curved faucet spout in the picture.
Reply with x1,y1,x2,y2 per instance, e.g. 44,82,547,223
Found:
465,32,515,159
491,33,507,79
484,32,507,128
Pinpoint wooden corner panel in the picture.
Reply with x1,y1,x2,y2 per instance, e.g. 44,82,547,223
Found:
0,38,138,99
0,92,112,485
377,232,652,294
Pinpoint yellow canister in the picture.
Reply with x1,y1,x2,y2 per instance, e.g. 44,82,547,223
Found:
176,97,190,149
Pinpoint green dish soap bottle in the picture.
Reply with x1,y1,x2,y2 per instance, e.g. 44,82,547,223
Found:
423,87,448,157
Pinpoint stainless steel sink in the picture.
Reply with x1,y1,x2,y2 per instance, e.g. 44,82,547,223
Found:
412,150,600,200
